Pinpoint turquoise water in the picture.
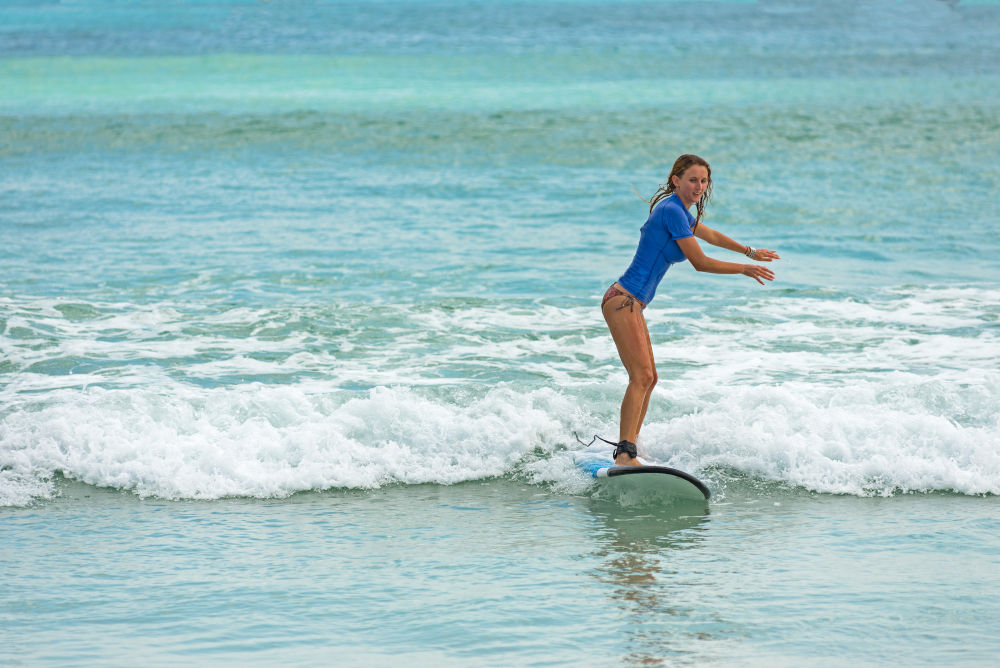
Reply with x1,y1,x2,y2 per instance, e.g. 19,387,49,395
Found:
3,0,1000,665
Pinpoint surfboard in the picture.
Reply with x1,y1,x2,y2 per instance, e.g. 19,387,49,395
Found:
575,453,711,504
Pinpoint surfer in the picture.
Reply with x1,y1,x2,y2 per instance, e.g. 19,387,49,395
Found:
602,154,780,466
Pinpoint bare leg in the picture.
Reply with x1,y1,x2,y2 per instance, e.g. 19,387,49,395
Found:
602,290,656,466
634,311,658,437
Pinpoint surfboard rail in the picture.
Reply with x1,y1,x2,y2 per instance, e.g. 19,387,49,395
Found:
604,464,711,499
576,454,711,502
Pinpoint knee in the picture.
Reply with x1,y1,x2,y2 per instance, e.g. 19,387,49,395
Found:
630,367,657,391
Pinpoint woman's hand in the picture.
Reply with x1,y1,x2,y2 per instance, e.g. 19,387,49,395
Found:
742,264,776,285
750,248,780,262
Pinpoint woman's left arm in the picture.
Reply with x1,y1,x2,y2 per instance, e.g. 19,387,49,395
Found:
695,223,781,262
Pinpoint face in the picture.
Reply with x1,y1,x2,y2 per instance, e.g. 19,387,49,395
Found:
671,165,710,206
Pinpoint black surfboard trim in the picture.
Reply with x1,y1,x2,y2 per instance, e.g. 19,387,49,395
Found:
606,465,711,500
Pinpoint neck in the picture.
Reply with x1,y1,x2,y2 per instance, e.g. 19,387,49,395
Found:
678,194,697,209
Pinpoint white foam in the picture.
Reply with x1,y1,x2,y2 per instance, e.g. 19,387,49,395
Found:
0,468,56,508
3,368,997,505
0,383,579,504
643,375,1000,496
2,286,998,504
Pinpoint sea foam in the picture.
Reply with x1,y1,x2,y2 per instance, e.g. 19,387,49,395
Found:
2,370,998,506
0,383,577,505
2,287,998,505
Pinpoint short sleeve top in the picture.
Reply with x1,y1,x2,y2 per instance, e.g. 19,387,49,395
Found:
617,194,695,305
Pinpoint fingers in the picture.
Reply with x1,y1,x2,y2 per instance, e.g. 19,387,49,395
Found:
756,248,781,262
746,265,775,285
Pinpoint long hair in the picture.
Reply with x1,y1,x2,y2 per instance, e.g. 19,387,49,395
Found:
644,154,713,227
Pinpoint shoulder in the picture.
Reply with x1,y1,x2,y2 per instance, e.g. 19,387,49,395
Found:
653,196,694,233
652,194,688,219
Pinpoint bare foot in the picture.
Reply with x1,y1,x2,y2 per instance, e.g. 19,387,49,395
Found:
613,454,642,467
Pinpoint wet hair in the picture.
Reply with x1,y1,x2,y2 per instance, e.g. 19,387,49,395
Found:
645,154,713,226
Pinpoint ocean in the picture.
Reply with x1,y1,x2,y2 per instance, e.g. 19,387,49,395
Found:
2,0,999,665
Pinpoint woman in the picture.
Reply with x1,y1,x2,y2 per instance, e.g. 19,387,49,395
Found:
602,154,779,465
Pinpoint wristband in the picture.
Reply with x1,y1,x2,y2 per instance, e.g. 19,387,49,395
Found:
745,245,755,258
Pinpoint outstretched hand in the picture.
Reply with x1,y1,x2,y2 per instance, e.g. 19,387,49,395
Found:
743,247,779,285
742,264,775,285
751,248,780,262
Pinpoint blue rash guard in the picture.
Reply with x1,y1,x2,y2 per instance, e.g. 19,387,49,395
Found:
617,193,696,305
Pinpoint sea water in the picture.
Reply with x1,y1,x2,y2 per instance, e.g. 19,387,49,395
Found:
2,0,999,665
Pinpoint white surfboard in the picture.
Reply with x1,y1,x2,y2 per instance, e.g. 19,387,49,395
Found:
576,453,711,504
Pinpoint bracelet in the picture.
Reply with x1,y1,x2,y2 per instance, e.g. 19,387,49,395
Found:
745,245,755,258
